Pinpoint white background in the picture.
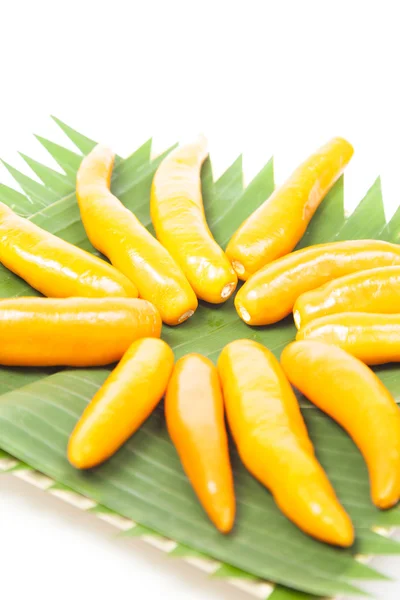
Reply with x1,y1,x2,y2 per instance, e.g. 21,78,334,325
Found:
1,1,400,598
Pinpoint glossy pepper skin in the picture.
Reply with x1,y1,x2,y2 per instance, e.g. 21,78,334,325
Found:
226,138,353,281
281,341,400,509
165,353,235,533
293,266,400,329
297,312,400,365
150,137,237,304
76,145,197,326
0,297,161,367
235,240,400,326
68,338,174,469
0,201,137,299
218,339,353,546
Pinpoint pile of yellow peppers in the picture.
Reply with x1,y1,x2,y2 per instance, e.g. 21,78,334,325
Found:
1,135,400,548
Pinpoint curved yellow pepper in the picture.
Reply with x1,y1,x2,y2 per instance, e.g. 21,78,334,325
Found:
68,338,174,469
0,297,161,366
150,137,237,304
218,339,353,546
226,138,353,280
281,341,400,509
296,312,400,365
165,353,235,533
235,240,400,326
0,201,137,298
294,265,400,329
76,145,197,326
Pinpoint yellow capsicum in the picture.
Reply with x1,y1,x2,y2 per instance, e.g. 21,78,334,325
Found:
151,137,237,303
226,138,353,280
76,145,197,325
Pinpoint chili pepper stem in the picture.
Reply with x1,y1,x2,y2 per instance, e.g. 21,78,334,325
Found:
178,309,195,323
221,281,236,299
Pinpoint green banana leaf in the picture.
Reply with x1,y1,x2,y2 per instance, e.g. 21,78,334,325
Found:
1,118,400,599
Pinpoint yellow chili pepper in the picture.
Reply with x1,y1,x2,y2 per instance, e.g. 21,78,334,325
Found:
294,266,400,329
296,312,400,365
218,339,353,546
165,353,235,533
150,137,237,304
68,338,174,469
235,240,400,326
281,340,400,509
76,145,197,326
0,201,137,298
226,138,353,280
0,297,161,367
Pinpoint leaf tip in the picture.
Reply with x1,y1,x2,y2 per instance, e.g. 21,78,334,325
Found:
0,158,13,171
50,115,62,125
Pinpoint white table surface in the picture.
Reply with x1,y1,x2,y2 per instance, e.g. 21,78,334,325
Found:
1,1,400,598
